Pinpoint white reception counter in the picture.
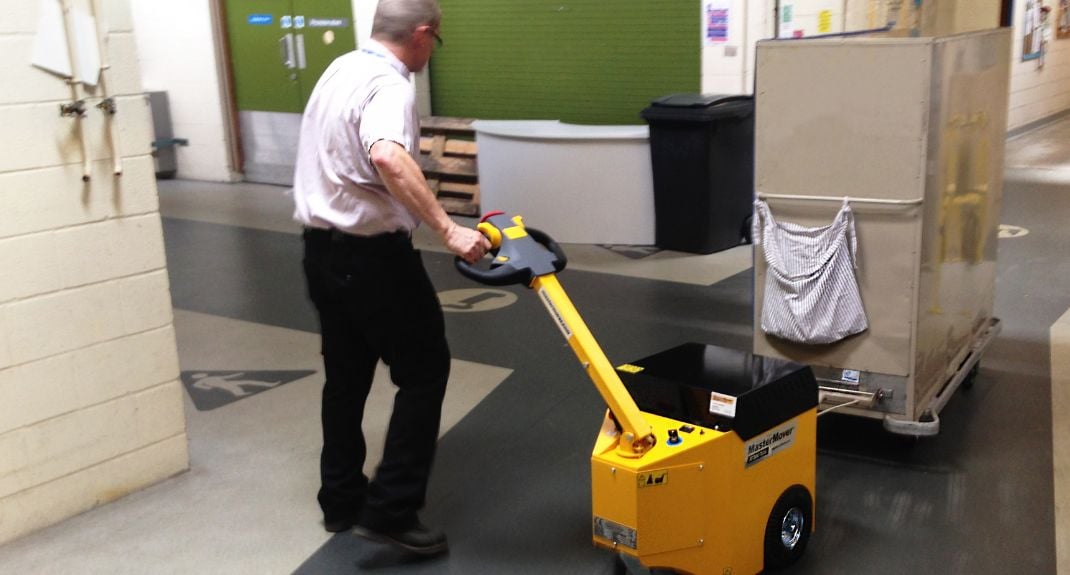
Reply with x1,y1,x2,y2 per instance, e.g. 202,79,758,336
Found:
472,120,655,245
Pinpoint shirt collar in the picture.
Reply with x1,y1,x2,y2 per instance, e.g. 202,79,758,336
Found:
361,39,411,78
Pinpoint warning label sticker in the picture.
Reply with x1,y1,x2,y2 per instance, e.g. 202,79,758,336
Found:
744,420,797,468
841,369,861,385
637,470,669,488
593,517,637,549
709,391,738,418
538,287,573,340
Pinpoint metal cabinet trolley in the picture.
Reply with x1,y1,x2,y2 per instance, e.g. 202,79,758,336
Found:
752,29,1011,435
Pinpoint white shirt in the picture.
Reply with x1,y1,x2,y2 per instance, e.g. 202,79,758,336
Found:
293,40,421,236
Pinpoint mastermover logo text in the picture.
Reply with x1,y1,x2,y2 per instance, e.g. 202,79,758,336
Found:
744,422,797,468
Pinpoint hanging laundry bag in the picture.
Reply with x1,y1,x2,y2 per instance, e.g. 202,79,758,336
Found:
753,199,868,344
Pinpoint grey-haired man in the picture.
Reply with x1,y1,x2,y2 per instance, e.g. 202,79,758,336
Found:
293,0,487,556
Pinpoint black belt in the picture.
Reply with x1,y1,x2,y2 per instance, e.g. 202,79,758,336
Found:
303,227,412,248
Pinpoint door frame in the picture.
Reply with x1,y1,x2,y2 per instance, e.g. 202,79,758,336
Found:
209,0,245,175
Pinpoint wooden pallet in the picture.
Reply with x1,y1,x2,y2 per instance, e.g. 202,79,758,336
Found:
419,116,480,217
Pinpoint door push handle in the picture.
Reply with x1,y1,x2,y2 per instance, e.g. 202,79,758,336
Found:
279,34,296,69
296,34,307,70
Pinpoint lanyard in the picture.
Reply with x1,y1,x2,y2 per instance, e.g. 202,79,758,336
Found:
360,47,408,77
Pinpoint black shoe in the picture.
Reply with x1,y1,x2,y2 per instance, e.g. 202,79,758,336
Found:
353,521,449,556
324,516,357,533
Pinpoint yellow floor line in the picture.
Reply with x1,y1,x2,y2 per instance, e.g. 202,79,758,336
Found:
1052,307,1070,575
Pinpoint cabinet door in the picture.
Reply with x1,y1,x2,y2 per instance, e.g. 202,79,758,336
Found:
224,0,303,113
292,0,358,109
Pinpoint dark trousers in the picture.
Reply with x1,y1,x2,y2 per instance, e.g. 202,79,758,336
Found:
302,228,450,531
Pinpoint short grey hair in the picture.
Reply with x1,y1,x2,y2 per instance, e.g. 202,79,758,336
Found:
371,0,441,42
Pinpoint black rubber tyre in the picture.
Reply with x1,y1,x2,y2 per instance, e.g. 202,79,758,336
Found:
763,485,813,570
613,553,676,575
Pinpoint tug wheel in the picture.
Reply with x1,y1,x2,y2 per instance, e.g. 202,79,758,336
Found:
763,485,812,569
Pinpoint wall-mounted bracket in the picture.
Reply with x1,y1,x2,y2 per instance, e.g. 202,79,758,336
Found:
60,99,87,118
96,97,116,115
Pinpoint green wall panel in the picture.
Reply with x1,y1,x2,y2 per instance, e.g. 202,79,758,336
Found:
431,0,700,125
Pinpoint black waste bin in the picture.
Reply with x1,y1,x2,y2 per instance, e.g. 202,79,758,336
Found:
641,94,754,254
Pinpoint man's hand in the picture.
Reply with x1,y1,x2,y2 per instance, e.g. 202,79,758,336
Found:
443,222,491,264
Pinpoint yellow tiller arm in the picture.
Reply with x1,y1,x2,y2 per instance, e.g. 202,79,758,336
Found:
456,212,655,458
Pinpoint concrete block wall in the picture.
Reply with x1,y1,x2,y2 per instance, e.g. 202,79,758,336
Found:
1008,0,1070,130
0,0,189,545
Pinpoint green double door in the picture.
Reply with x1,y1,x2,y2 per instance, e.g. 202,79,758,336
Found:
225,0,356,183
225,0,356,113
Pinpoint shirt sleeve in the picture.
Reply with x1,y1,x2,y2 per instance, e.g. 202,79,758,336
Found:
359,79,414,154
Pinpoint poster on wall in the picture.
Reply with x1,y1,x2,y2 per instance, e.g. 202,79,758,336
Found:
1022,0,1043,60
705,1,730,45
777,3,806,38
779,3,795,38
818,9,833,34
1058,0,1070,40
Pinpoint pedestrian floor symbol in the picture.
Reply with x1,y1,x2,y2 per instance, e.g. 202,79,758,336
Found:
181,370,315,411
998,224,1030,239
439,288,518,313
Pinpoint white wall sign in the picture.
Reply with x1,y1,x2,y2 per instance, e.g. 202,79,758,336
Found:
31,0,100,86
705,1,731,46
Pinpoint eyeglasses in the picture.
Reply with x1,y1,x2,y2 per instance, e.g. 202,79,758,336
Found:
420,25,443,48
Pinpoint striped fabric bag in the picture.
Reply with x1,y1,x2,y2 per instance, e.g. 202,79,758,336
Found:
753,199,868,344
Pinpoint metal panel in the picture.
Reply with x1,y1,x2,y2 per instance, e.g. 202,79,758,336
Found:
147,91,176,178
755,38,933,203
810,366,908,416
753,201,923,377
753,29,1011,427
753,37,934,377
912,30,1010,417
239,111,301,185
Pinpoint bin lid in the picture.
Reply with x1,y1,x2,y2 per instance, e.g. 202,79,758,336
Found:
641,93,753,122
651,94,750,108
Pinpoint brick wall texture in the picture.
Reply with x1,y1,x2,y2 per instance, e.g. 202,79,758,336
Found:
0,0,188,545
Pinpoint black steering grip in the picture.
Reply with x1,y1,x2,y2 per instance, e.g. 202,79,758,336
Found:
454,215,567,287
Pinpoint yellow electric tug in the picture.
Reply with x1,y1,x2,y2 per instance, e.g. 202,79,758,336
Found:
456,212,819,574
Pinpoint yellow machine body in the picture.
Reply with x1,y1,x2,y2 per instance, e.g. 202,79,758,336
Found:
464,214,818,575
591,410,816,575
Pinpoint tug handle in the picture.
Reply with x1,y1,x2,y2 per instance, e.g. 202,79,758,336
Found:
454,212,655,458
453,254,527,286
524,228,569,271
454,212,567,287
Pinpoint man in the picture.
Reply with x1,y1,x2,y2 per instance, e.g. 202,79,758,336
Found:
292,0,488,557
